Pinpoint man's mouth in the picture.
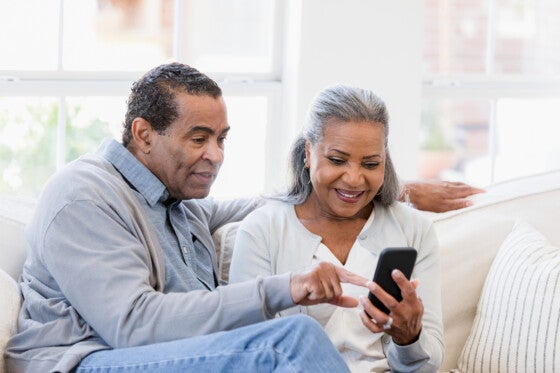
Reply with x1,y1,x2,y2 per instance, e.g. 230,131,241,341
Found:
192,172,217,183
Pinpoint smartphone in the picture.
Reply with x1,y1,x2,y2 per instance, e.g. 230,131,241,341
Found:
367,247,417,315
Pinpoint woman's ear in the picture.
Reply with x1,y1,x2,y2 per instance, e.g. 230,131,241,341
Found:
131,118,153,155
304,140,311,168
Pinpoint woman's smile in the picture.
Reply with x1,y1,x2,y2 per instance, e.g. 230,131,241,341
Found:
335,189,365,203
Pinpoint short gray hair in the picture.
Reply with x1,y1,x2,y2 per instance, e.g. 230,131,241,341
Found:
278,85,400,206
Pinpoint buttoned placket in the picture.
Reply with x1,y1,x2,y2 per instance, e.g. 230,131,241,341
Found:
167,202,215,290
168,202,196,268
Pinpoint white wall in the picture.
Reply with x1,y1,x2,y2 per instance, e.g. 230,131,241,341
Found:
281,0,424,182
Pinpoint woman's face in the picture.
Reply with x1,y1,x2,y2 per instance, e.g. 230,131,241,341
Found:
305,119,386,220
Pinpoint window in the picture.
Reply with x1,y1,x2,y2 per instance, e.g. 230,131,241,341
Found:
0,0,281,200
422,0,560,186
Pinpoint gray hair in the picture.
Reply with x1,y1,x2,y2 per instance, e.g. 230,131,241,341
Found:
278,85,400,206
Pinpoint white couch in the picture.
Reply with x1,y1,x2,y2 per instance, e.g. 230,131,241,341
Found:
2,170,559,372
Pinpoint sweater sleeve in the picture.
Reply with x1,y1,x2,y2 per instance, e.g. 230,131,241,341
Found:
385,216,444,372
41,199,293,349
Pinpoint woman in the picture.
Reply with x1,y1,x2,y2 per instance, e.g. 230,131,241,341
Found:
229,85,443,372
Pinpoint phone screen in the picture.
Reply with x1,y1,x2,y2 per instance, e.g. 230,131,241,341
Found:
367,247,417,315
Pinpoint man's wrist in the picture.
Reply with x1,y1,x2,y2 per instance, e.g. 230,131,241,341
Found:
400,184,415,208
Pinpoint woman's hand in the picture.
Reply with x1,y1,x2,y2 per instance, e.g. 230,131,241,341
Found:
359,269,423,345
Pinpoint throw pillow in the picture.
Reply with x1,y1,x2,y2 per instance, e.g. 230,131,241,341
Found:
212,221,240,284
458,221,560,372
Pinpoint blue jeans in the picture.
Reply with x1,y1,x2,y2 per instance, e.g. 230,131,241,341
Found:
75,314,349,372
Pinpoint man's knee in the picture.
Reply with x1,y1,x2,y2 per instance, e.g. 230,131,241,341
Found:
279,314,326,340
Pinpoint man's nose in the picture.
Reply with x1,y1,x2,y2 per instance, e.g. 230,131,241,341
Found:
203,140,224,164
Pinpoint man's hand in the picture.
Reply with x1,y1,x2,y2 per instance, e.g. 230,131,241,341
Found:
402,180,484,213
290,262,369,308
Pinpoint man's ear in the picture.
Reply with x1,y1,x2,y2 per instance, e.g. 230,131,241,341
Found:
131,117,154,155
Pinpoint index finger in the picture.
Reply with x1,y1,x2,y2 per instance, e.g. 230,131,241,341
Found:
334,266,370,287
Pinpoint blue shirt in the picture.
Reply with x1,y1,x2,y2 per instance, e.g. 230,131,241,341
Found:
102,141,216,290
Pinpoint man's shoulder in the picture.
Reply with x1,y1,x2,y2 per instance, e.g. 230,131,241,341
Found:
48,154,118,194
35,154,126,217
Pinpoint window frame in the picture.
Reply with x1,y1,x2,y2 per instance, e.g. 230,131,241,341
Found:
422,0,560,183
0,0,285,197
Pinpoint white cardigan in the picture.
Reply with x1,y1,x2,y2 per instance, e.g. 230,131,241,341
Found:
230,200,444,373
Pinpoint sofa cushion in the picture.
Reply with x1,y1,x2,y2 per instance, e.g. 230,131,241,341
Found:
0,196,34,280
212,221,241,285
458,221,560,372
0,268,21,373
432,169,560,371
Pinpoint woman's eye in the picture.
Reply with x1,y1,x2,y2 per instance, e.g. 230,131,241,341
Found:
328,157,345,165
364,162,380,169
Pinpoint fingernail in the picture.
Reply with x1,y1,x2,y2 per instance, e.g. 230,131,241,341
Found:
392,269,401,278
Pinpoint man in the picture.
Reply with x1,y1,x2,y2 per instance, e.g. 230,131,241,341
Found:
6,63,368,372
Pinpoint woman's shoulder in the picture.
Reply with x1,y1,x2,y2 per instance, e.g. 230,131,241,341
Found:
238,199,306,238
246,199,293,219
382,202,434,229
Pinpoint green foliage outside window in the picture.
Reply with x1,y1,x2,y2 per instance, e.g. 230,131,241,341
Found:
0,100,113,199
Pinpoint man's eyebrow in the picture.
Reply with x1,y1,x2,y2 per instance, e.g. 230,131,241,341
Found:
188,126,231,135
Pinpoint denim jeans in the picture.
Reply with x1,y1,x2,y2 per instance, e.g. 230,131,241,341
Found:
75,314,350,372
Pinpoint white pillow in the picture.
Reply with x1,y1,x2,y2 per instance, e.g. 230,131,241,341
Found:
212,221,241,285
458,221,560,372
0,268,21,373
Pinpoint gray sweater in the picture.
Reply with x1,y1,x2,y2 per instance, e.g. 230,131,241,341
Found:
5,140,293,373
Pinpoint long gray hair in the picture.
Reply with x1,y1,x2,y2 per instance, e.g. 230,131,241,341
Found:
278,85,400,206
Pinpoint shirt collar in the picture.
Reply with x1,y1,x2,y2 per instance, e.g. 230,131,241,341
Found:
97,139,169,206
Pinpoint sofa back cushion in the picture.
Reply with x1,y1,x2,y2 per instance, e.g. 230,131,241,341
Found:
0,268,21,373
0,197,34,280
432,169,560,371
458,221,560,372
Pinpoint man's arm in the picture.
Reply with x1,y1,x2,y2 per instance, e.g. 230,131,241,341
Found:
43,199,366,349
400,180,484,213
186,196,264,233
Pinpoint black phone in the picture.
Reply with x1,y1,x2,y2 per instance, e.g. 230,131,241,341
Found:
367,247,417,315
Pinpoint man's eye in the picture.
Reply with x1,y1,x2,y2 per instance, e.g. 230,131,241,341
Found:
218,136,227,144
192,137,206,144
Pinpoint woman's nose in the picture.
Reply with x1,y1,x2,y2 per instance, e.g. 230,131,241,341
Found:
342,164,364,185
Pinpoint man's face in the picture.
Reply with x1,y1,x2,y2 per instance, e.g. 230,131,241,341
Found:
147,93,229,200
